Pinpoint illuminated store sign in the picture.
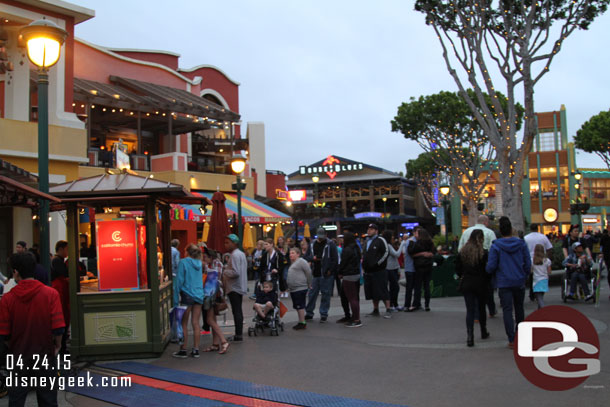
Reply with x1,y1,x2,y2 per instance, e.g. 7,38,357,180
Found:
299,155,364,179
354,212,382,219
96,219,139,291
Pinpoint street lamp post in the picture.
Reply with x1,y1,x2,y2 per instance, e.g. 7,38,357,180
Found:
231,152,246,249
439,184,451,247
20,19,67,281
382,196,387,222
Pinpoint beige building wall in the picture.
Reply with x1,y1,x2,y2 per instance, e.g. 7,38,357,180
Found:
247,122,266,197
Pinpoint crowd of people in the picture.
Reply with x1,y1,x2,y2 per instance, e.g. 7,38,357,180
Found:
0,214,606,405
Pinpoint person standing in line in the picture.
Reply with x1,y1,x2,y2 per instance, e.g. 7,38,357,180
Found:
201,247,229,354
258,238,287,293
408,229,435,312
250,239,265,299
362,224,392,319
486,216,531,349
531,244,552,309
0,253,65,406
338,232,362,327
172,244,204,358
286,247,312,330
455,230,490,347
304,228,338,322
171,239,181,277
562,224,582,259
401,229,417,312
382,230,402,312
15,241,27,254
458,215,497,251
223,234,248,342
300,238,314,265
600,229,610,298
51,240,70,354
334,234,351,323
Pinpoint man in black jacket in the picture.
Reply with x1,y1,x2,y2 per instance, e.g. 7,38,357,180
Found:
362,224,392,318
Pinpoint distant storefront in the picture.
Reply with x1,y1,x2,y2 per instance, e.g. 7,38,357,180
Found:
286,155,434,237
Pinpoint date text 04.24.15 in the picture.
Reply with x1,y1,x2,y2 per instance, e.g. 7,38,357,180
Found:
6,354,70,371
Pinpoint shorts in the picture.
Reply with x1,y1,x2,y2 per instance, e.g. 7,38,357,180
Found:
364,271,390,301
180,291,202,306
290,289,308,310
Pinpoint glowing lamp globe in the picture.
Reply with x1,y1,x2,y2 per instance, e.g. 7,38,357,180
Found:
231,153,246,175
439,185,450,196
20,19,67,69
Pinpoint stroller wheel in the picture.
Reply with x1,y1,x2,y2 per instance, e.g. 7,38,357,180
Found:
248,327,254,337
271,329,278,336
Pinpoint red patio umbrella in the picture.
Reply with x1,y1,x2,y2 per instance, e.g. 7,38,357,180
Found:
206,191,232,253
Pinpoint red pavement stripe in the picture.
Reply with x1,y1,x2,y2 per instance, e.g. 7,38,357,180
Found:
126,374,300,407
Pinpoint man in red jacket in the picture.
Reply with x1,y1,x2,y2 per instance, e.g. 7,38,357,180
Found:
51,240,70,354
0,252,65,406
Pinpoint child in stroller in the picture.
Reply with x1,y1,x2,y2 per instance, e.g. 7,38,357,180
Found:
562,241,594,302
249,281,284,336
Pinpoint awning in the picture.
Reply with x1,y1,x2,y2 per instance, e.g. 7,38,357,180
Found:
170,192,291,224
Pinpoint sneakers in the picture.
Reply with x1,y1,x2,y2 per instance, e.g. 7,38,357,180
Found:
336,317,351,323
320,316,328,323
367,309,380,317
293,322,306,330
585,294,595,302
345,320,363,328
395,306,404,312
383,311,392,319
172,349,188,358
388,307,397,313
230,336,243,342
305,315,313,320
190,348,200,358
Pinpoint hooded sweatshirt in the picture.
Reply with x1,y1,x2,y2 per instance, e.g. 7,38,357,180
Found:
0,279,65,359
486,237,531,288
173,257,204,305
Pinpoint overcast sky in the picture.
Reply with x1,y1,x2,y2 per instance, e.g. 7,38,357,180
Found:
73,0,610,175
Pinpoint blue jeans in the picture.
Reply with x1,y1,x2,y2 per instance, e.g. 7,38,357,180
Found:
498,286,525,343
306,275,334,318
569,272,591,296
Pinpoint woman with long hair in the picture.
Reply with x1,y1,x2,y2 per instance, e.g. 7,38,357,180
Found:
172,244,204,358
202,247,229,354
408,229,435,312
455,229,490,347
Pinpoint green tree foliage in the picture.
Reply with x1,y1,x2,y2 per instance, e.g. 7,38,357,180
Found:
393,90,523,224
574,110,610,170
405,151,450,210
413,0,609,231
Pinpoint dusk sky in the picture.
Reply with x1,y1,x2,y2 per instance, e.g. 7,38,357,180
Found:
73,1,610,175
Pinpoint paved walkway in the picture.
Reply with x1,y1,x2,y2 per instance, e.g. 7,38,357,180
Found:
18,279,610,406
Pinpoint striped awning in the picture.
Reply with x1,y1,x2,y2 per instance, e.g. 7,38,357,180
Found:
170,192,291,224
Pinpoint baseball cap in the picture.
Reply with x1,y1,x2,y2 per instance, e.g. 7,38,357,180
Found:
368,223,379,230
571,241,582,250
226,234,240,244
316,227,326,237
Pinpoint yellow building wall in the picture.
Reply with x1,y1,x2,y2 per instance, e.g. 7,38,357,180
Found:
0,118,87,160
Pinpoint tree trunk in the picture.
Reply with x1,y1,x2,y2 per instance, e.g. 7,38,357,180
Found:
466,199,479,227
498,166,525,232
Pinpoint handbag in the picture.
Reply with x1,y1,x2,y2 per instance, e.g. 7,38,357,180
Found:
213,293,228,315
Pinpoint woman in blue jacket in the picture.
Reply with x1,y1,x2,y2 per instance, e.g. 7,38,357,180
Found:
173,244,204,358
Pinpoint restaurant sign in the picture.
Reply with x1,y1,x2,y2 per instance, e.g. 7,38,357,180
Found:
96,219,139,291
299,155,364,179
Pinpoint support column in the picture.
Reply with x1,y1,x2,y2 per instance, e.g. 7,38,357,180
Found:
340,187,347,217
398,183,405,215
369,185,375,212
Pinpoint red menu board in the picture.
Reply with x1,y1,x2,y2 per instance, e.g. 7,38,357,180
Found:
96,219,139,291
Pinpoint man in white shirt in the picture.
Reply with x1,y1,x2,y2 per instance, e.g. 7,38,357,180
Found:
224,234,248,342
524,223,553,258
458,215,497,251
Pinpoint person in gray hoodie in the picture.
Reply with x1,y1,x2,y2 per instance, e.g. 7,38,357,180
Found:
486,216,531,348
224,234,248,342
287,247,313,330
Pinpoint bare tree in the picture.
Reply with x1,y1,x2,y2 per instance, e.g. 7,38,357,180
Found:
414,0,609,231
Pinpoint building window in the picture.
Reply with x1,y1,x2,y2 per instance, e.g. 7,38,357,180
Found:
536,132,556,152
